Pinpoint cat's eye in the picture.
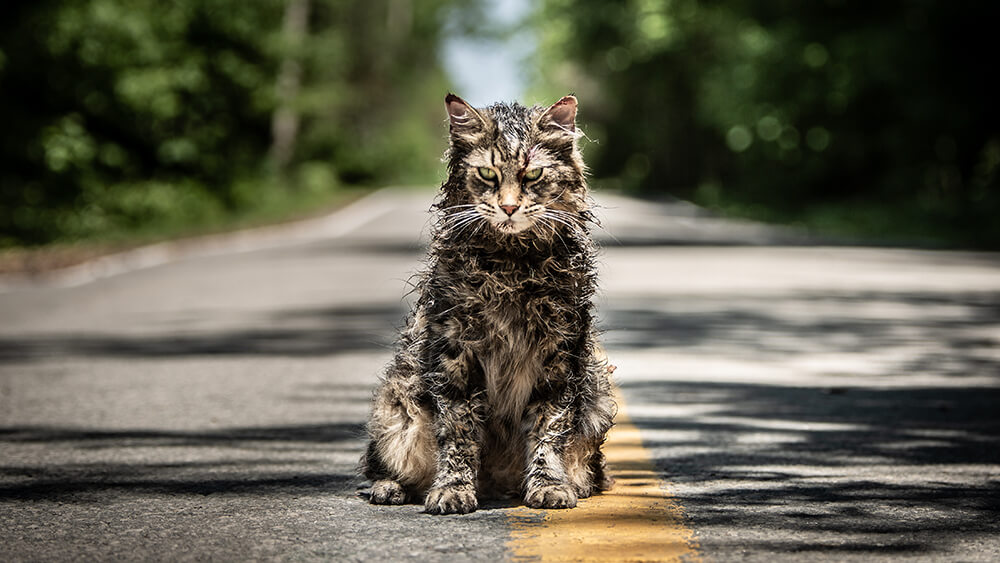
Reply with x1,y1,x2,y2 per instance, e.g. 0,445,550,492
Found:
523,168,543,182
477,167,497,181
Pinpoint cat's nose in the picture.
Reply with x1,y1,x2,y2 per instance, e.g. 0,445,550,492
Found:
500,204,519,216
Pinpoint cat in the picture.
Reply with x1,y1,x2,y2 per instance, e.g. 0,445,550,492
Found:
360,93,616,515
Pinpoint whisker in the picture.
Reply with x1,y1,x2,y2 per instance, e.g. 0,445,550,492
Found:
449,213,488,238
449,216,482,233
544,208,583,220
437,204,478,212
441,209,480,225
540,216,570,251
541,212,587,237
471,217,488,237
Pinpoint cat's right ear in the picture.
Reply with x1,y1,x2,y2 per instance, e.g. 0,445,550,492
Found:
446,93,485,141
539,95,577,133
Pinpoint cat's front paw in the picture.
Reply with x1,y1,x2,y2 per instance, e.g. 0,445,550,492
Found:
424,485,478,514
370,479,407,505
525,483,578,509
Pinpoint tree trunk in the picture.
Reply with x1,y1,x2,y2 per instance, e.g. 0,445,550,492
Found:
270,0,310,172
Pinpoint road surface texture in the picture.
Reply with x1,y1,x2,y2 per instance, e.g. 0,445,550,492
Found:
1,187,998,561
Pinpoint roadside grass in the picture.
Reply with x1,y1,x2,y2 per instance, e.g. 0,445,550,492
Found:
0,183,372,275
690,191,1000,250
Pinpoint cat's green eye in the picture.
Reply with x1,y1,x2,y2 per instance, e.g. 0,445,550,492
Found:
477,167,497,181
523,168,543,181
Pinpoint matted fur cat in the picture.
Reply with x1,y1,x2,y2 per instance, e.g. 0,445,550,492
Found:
360,94,616,515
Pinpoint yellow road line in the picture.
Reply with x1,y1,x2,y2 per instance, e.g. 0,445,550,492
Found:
507,389,701,562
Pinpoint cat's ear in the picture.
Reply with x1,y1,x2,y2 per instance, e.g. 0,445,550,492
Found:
445,93,485,138
539,95,577,133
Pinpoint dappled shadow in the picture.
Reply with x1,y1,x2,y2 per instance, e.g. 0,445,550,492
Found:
602,289,1000,378
619,380,1000,555
0,421,366,502
0,296,391,506
0,303,406,362
0,464,357,501
0,421,365,448
607,285,1000,556
625,380,1000,469
628,384,1000,554
0,360,374,503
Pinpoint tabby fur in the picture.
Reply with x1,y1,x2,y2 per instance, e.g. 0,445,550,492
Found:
360,94,616,514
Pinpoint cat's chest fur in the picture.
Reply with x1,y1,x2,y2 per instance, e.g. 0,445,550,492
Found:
443,249,579,421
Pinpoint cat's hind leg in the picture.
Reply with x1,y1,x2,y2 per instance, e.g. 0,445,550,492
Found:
361,375,436,504
562,439,601,499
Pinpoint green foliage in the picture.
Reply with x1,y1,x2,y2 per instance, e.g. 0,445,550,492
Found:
0,0,466,247
532,0,1000,248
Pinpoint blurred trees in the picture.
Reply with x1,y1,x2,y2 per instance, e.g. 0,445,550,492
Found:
6,0,997,248
0,0,464,246
532,0,1000,247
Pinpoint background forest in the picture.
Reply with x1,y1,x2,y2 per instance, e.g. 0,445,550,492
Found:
531,0,1000,247
2,0,998,249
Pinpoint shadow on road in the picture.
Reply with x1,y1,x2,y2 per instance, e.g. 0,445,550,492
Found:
605,286,1000,556
0,298,399,504
622,380,1000,554
0,420,368,502
603,289,1000,378
0,303,406,362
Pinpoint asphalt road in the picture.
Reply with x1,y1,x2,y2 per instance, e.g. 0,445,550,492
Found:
1,188,998,561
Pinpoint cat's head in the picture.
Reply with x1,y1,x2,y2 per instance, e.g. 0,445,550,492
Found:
440,94,589,238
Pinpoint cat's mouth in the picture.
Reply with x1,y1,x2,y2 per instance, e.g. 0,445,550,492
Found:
493,217,532,234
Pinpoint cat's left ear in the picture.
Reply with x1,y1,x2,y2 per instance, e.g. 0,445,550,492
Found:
446,93,485,139
539,95,577,133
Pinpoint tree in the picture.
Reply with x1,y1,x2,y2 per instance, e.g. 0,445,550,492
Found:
531,0,1000,247
0,0,474,247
